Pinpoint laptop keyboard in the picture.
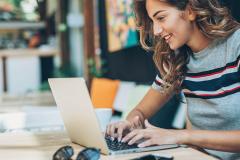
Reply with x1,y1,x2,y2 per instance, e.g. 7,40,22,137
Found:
105,135,138,151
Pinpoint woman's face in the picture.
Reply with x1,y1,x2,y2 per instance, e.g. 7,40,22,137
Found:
146,0,195,50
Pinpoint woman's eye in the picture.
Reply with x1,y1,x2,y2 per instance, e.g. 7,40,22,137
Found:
157,16,165,21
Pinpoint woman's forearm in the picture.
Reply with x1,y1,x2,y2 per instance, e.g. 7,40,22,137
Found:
180,130,240,152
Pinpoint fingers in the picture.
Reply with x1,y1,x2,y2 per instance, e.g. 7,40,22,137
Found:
121,129,139,143
110,124,117,137
128,132,144,145
117,121,132,141
138,139,153,148
106,117,146,141
106,121,131,140
106,123,116,137
144,119,155,128
117,125,124,142
122,129,156,147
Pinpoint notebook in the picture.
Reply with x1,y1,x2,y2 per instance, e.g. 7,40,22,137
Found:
48,78,179,155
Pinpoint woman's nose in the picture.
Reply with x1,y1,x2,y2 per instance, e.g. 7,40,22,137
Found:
153,24,163,36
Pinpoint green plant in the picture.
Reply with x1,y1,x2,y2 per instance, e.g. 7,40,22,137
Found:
88,58,107,78
39,64,77,91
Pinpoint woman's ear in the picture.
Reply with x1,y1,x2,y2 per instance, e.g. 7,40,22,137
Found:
186,5,196,21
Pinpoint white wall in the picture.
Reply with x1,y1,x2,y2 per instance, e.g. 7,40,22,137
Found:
0,59,3,93
6,56,41,94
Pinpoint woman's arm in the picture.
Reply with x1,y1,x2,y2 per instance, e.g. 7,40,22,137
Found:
106,87,174,139
181,129,240,152
122,121,240,152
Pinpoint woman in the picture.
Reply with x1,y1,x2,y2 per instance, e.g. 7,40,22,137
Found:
106,0,240,159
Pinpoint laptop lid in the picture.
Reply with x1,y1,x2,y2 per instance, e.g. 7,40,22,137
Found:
48,78,110,154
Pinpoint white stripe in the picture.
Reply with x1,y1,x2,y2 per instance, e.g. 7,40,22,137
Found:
186,60,240,82
183,82,240,95
156,75,165,84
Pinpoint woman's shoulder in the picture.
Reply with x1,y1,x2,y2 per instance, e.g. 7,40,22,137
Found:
227,28,240,42
226,28,240,57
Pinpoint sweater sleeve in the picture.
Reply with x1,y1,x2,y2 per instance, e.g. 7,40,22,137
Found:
228,29,240,59
230,29,240,71
227,28,240,79
151,74,165,91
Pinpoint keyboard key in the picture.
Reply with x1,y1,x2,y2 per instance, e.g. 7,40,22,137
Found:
105,135,138,151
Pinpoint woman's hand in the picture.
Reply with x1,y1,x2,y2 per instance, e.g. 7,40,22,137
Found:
106,116,144,141
121,120,182,147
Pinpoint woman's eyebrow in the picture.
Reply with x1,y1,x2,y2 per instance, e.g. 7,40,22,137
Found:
153,10,165,17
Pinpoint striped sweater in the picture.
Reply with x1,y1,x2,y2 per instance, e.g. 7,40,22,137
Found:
152,29,240,160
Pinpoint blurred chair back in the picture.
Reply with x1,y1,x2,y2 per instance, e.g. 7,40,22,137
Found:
90,78,120,109
113,81,136,112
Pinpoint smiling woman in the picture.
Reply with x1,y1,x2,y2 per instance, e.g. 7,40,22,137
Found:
106,0,240,160
134,0,239,91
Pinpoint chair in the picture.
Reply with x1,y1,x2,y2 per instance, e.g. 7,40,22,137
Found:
90,78,120,109
113,81,136,112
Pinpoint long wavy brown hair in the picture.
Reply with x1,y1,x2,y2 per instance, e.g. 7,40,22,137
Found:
134,0,240,92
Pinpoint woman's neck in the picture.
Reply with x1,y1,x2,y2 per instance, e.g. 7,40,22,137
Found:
187,26,212,53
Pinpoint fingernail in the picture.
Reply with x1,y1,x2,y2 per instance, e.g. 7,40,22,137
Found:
128,141,132,145
118,137,121,142
138,144,143,148
111,137,114,141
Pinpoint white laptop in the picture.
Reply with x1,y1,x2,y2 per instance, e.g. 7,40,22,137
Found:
48,78,179,155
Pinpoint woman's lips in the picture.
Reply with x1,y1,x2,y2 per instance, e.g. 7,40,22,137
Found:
164,34,172,43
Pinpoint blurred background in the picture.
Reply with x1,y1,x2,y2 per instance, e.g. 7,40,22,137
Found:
0,0,239,133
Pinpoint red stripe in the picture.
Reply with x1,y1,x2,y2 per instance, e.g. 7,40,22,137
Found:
155,79,162,86
189,62,239,78
186,85,240,97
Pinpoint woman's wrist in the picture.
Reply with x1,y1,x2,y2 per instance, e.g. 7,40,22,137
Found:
127,109,145,127
176,129,190,145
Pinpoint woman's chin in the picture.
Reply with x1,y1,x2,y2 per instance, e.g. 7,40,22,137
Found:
169,43,183,51
169,44,177,50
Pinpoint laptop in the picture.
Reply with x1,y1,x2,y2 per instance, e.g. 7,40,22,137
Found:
48,78,179,155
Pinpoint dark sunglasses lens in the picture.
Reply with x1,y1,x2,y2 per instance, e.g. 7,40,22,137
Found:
53,146,74,160
76,148,100,160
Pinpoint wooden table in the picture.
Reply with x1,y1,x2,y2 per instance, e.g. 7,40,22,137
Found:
0,48,59,92
0,91,55,107
0,131,218,160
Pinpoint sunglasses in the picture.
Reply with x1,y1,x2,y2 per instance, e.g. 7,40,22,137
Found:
53,145,100,160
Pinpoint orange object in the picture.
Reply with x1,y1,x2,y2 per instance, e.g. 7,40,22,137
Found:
28,34,40,48
90,78,120,109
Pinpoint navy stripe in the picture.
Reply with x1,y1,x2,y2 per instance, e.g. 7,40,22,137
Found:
182,70,240,91
184,87,240,99
186,54,240,77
